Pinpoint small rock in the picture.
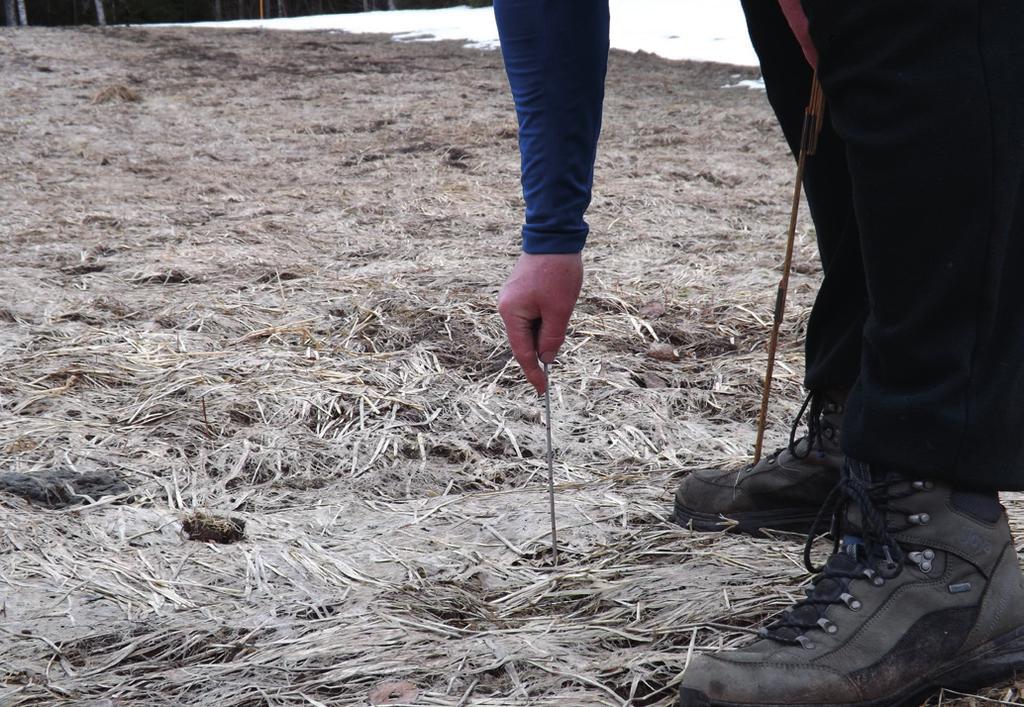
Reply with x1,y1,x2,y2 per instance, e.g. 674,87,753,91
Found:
647,343,678,361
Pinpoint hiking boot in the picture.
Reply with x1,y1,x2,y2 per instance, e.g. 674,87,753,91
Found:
673,391,845,534
677,461,1024,707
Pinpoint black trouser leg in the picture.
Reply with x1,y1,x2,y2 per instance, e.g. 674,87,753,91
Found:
739,0,867,394
803,0,1024,489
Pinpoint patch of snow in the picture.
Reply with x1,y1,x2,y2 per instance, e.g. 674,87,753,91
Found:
172,1,759,67
607,0,756,67
723,78,766,91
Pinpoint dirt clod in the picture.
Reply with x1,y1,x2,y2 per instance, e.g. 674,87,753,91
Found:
181,512,246,544
91,84,141,104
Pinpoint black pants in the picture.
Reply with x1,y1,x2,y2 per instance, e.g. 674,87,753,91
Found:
740,0,1024,490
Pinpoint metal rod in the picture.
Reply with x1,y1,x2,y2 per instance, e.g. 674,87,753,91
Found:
543,362,558,567
753,74,826,464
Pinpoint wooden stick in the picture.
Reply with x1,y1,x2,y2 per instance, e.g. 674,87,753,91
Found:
753,74,826,464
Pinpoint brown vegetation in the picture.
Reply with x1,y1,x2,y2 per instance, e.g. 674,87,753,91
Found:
1,26,1020,707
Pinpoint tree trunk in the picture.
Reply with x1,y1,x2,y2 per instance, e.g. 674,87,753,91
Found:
388,0,397,9
213,0,222,20
276,0,285,17
3,0,15,27
93,0,106,25
15,0,26,25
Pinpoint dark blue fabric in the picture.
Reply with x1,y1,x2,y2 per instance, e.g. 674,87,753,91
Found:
494,0,609,254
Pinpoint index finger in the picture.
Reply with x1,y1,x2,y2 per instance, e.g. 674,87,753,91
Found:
500,310,546,394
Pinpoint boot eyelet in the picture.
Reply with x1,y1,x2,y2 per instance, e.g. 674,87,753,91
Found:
817,618,838,634
912,481,935,491
908,513,931,525
909,549,935,574
796,635,816,650
840,592,861,611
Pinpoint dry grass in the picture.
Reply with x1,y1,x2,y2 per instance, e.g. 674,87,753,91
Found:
91,84,141,104
0,25,1021,707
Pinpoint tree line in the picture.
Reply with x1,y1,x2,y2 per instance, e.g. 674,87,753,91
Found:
3,0,491,27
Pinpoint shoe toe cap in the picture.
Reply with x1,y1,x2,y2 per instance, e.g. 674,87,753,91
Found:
677,685,713,706
675,468,748,513
678,652,859,705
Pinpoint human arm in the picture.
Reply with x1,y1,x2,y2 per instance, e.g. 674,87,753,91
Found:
493,0,610,393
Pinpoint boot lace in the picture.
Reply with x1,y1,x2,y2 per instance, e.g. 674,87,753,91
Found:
761,391,839,466
759,460,919,649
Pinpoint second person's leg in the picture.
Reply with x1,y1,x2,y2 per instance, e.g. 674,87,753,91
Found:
674,0,866,534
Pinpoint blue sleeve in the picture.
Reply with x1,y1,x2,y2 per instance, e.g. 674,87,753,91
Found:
494,0,610,254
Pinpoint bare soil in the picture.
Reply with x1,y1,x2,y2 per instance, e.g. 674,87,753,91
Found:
1,25,1021,707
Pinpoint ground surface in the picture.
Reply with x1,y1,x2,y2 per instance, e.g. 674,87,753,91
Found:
0,26,1021,707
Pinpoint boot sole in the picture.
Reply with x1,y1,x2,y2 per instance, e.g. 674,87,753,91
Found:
672,498,819,536
677,623,1024,707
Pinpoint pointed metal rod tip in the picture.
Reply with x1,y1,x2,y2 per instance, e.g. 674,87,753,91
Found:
543,362,558,568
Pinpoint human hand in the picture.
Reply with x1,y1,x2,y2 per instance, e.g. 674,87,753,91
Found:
497,252,583,394
778,0,817,68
